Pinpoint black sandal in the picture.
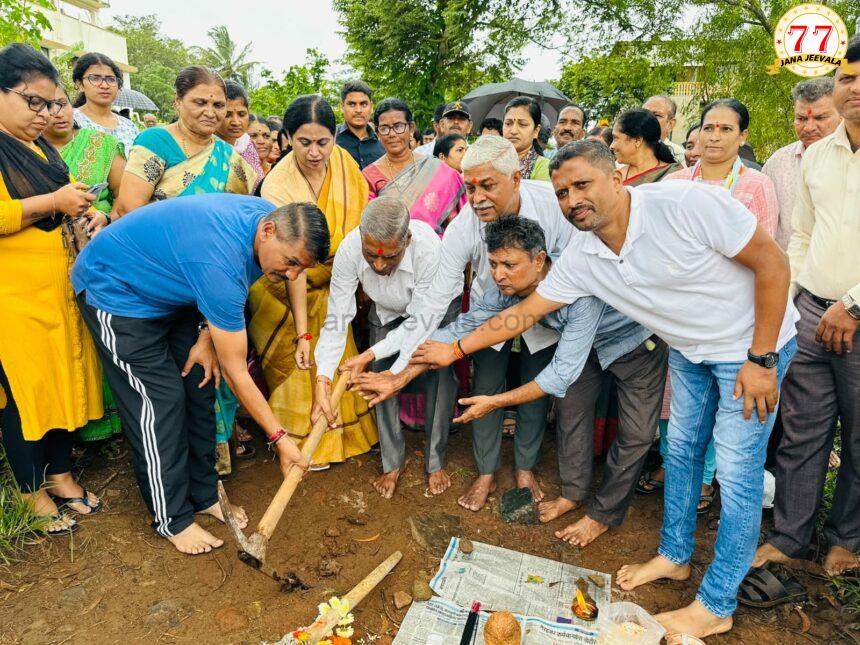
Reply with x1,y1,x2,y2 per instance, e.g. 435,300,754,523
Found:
697,492,715,515
738,566,806,608
636,471,665,495
50,487,103,515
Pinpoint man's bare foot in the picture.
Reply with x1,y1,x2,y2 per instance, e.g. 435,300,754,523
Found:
428,469,451,496
167,523,224,555
515,469,544,502
824,545,860,576
538,496,581,523
656,600,733,640
198,501,248,529
751,542,791,568
458,474,496,511
374,466,404,499
555,515,609,547
616,555,691,591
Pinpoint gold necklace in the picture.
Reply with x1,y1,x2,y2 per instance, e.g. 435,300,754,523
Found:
297,162,327,200
176,122,211,156
384,150,415,178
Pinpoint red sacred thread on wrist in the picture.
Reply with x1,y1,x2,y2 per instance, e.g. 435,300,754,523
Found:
267,428,287,448
293,332,312,344
452,340,466,359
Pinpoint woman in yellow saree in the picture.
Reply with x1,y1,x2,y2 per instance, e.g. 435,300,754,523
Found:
250,95,378,467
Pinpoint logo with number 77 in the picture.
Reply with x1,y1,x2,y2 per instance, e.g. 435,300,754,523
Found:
770,3,848,77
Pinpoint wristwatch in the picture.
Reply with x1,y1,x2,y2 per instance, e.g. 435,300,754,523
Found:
842,294,860,321
747,349,779,369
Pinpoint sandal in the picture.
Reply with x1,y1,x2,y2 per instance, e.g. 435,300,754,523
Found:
697,490,715,516
502,413,516,438
49,487,103,515
235,441,256,459
636,470,665,495
43,514,79,536
737,566,806,608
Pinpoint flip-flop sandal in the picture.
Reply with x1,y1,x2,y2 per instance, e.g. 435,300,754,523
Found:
43,514,80,536
737,566,807,608
636,471,665,495
235,441,256,459
50,487,103,515
697,492,715,515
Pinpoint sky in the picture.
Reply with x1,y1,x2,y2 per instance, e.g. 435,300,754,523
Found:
98,0,564,84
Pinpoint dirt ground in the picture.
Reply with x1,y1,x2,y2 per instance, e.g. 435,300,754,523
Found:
1,426,857,645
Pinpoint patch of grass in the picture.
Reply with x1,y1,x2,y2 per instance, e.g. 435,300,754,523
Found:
831,575,860,616
0,448,48,564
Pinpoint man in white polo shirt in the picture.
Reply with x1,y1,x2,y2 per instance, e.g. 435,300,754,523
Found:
312,195,457,499
433,140,798,640
343,135,574,512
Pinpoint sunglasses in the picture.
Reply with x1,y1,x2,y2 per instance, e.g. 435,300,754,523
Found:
4,88,65,116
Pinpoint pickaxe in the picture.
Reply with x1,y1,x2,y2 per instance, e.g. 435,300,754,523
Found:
217,370,350,589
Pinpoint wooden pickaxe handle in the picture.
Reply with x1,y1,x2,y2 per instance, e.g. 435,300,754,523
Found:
256,370,351,539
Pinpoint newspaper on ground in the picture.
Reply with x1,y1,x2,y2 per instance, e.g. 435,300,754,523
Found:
393,596,599,645
394,538,612,644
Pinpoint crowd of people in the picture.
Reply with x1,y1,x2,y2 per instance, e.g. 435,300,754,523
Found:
0,35,858,641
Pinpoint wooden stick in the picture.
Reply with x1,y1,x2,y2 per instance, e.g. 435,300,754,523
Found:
256,371,351,539
300,551,403,644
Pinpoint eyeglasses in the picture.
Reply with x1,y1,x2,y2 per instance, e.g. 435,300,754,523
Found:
84,74,119,87
3,88,65,116
377,122,409,136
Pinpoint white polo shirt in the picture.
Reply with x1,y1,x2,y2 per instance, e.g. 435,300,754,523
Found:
537,181,798,363
376,179,575,373
314,220,441,379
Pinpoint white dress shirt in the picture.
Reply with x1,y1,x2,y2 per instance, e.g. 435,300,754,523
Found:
537,181,798,363
665,138,687,167
314,220,441,379
788,122,860,303
376,179,575,374
762,140,804,250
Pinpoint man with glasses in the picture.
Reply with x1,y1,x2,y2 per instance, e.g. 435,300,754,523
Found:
643,94,687,167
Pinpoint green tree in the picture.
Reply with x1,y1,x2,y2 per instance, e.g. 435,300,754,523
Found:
193,25,259,88
111,14,201,116
248,48,339,119
333,0,573,124
0,0,52,47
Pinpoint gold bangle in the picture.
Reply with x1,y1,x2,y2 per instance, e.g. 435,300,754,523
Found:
452,340,466,360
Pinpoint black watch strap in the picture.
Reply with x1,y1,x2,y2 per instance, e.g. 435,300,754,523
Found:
747,349,778,368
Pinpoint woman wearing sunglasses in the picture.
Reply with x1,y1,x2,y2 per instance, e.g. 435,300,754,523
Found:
72,52,139,151
0,44,105,536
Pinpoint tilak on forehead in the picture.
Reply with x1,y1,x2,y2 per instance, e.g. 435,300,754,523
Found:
376,248,384,256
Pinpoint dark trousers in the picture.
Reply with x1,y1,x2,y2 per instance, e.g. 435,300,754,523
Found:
0,362,73,493
556,339,668,525
370,300,459,474
77,294,217,537
770,290,860,557
470,339,555,474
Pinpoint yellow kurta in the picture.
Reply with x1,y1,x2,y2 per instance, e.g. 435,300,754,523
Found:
0,147,103,440
249,146,378,463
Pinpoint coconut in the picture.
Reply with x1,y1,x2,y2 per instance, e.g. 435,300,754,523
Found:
483,611,521,645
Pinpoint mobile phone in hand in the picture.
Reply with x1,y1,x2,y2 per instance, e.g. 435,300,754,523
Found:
86,181,108,196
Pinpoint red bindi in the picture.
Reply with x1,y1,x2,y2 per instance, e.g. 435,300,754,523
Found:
376,249,384,256
806,109,813,116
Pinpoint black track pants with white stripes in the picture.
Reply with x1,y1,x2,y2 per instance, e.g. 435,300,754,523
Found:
77,293,218,537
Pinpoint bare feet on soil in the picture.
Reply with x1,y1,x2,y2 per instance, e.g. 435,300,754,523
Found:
616,555,691,591
167,523,224,555
824,545,860,576
428,469,451,496
538,496,581,523
751,542,791,568
458,474,497,511
198,501,248,529
555,515,608,547
515,469,544,502
374,465,405,499
656,600,733,640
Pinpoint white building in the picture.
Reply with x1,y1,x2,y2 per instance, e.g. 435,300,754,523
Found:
40,0,136,86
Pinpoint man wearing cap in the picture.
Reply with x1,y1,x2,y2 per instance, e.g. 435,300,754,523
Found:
416,100,473,156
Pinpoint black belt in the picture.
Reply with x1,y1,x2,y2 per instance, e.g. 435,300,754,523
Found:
803,288,837,309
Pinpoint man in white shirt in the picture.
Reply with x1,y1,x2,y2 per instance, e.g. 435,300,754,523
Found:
762,77,840,249
643,95,687,167
754,38,860,578
312,196,458,498
434,140,798,640
344,135,574,512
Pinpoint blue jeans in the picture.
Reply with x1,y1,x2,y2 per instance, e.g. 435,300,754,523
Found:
659,420,716,486
659,339,796,617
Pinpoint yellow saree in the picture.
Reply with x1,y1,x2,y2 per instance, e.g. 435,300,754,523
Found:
249,146,378,463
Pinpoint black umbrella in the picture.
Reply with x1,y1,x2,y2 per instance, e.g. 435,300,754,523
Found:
462,78,570,132
114,88,158,111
